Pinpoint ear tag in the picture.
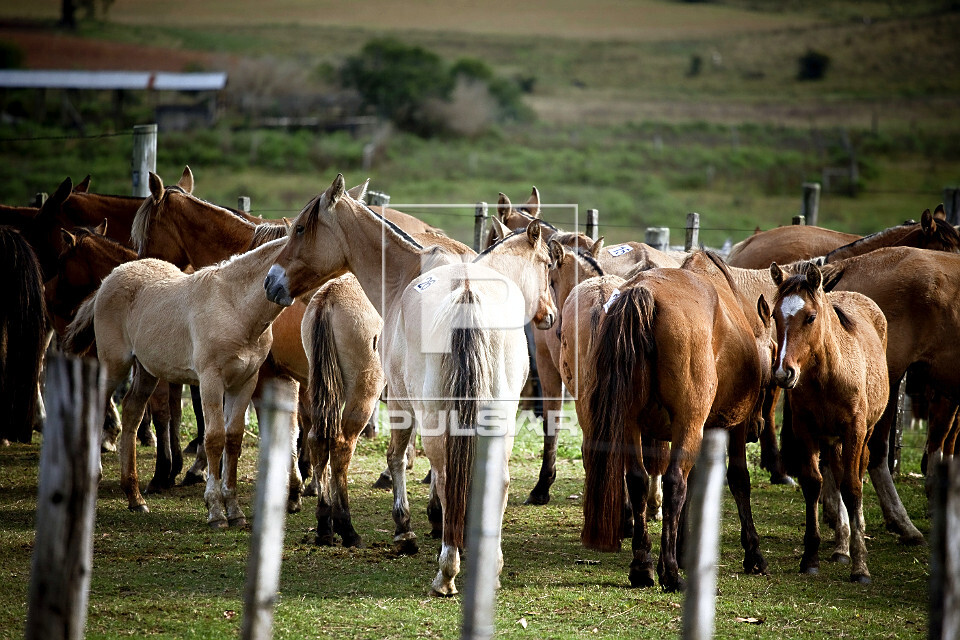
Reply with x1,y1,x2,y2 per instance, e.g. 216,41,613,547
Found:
415,275,438,292
603,289,622,313
607,244,633,257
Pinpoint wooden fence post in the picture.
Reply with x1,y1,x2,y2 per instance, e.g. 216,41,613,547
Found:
26,355,104,640
367,190,391,208
645,227,670,252
890,376,906,477
33,192,48,208
241,381,296,640
929,458,960,640
473,202,488,252
586,209,599,241
682,429,729,640
685,213,700,251
802,182,821,227
131,123,157,198
792,215,805,226
238,196,251,214
943,187,960,227
460,425,508,640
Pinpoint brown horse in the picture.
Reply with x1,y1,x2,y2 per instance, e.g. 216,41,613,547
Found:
727,206,958,269
770,262,888,584
45,226,186,491
64,237,295,526
581,251,774,592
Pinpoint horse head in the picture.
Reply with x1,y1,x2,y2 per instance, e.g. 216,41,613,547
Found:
769,261,826,389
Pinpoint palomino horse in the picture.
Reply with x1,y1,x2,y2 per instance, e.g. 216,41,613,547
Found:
770,262,888,584
487,190,678,506
0,226,46,443
581,251,774,592
64,237,295,526
264,174,557,596
45,226,186,492
727,206,959,269
812,246,960,544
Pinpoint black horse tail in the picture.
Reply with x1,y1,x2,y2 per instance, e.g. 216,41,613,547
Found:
309,298,344,442
0,226,47,442
582,285,656,552
63,294,97,357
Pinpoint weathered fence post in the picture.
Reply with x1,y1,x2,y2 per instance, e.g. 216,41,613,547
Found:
473,202,488,252
131,123,157,198
943,187,960,227
367,190,391,208
645,227,670,252
460,425,508,640
26,355,104,640
33,192,48,208
929,458,960,640
801,182,821,227
238,196,251,214
890,376,906,477
792,215,805,226
586,209,599,241
241,381,296,640
685,212,700,252
682,428,728,640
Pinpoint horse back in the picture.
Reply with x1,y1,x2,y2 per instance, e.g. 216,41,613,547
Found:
727,225,861,269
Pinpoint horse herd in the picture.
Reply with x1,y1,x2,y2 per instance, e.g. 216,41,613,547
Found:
3,167,959,597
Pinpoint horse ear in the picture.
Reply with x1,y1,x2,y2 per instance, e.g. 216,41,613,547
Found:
526,219,542,247
347,179,370,203
60,229,77,248
548,239,565,266
178,166,194,194
327,174,346,204
74,175,91,193
497,193,512,219
41,177,73,216
934,203,947,220
148,172,164,200
525,186,541,218
807,264,823,291
921,208,936,234
769,262,784,286
589,236,605,258
490,217,509,241
757,295,771,327
94,219,108,236
281,217,292,228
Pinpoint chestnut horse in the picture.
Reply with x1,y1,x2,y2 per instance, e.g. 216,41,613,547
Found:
65,238,296,527
770,262,888,584
264,174,557,595
581,251,774,592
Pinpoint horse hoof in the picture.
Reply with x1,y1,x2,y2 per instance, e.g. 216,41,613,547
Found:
770,473,797,487
128,503,149,513
372,474,392,490
101,441,117,454
342,534,364,549
429,586,457,598
421,471,432,485
629,566,656,588
287,500,302,514
830,552,851,564
209,519,228,530
139,433,157,448
851,573,871,585
524,491,550,506
430,527,442,540
393,536,419,556
303,484,318,497
228,516,246,528
660,576,685,593
744,555,769,575
145,481,170,495
898,532,925,546
315,534,335,547
181,471,206,487
801,566,819,575
184,438,201,456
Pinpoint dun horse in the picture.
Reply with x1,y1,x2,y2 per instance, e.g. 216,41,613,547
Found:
581,251,774,592
770,262,888,584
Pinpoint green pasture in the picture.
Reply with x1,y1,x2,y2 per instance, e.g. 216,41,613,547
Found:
0,408,932,639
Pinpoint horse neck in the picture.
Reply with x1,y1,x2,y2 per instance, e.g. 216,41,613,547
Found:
84,236,136,280
211,239,289,328
825,225,914,262
164,195,256,267
62,193,140,238
476,241,544,307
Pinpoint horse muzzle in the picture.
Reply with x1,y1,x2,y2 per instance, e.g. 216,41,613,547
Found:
264,267,295,307
773,366,799,390
535,311,556,331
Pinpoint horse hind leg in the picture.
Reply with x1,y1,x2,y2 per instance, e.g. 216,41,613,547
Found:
625,454,655,588
386,405,418,555
727,423,768,576
525,356,563,506
119,362,160,513
146,383,174,494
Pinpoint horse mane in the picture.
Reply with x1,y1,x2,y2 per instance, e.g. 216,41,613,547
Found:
247,222,288,249
475,228,526,259
682,250,740,296
71,227,137,260
815,261,846,293
832,303,856,332
773,263,822,305
510,206,560,233
130,190,162,253
573,246,604,277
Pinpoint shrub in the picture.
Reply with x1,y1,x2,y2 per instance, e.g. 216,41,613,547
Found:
797,49,831,81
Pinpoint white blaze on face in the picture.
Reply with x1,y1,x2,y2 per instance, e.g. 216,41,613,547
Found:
775,294,805,375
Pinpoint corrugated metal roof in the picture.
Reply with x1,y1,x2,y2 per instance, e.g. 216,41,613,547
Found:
0,70,227,91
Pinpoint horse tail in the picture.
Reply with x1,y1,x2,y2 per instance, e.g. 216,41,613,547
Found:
308,300,344,442
439,284,491,550
63,294,97,357
0,227,46,442
583,285,656,552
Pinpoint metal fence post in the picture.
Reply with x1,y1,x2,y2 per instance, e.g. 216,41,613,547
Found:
131,123,157,198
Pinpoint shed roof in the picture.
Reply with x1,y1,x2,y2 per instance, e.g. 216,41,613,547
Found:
0,70,227,91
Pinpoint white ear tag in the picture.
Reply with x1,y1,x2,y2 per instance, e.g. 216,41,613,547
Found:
603,288,622,313
607,244,633,257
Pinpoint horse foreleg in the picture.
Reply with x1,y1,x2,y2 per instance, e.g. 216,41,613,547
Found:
760,386,795,486
119,362,159,513
798,443,823,575
868,382,924,545
839,427,870,584
222,375,262,528
727,423,768,575
184,384,204,455
526,345,563,505
146,382,173,494
643,440,669,523
386,404,418,555
330,384,379,548
200,376,228,528
821,462,851,564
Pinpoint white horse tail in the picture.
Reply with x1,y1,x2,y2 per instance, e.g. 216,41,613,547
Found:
63,293,97,356
438,283,492,549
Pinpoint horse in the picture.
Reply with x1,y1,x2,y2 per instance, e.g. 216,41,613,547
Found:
580,251,774,592
770,261,888,584
263,174,557,595
0,226,46,444
486,190,678,507
64,237,296,527
811,246,960,544
727,206,958,269
45,226,187,491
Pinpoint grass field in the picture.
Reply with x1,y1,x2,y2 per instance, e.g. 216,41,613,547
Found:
0,408,932,639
